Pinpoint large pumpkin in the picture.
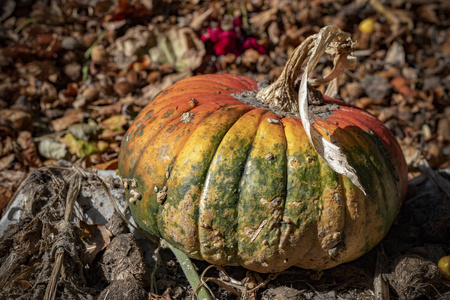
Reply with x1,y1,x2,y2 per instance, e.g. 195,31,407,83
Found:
118,27,408,273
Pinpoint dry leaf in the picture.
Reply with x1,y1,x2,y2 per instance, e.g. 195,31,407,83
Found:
148,27,205,72
15,280,31,291
67,120,98,141
80,221,112,264
61,133,99,158
391,76,418,98
90,101,123,119
0,170,26,191
17,131,42,168
38,138,67,160
0,109,33,132
94,159,118,170
50,109,84,132
101,115,127,139
0,154,15,171
0,185,13,214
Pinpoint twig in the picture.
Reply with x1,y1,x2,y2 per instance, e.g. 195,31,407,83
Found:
84,29,107,59
374,245,390,300
44,170,82,300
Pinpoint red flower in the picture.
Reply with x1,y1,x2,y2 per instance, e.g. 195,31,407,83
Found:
201,18,266,56
243,37,266,54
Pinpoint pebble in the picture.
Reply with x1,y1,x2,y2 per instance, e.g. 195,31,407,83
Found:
345,82,365,99
361,75,391,100
61,36,80,50
385,41,406,66
64,63,81,81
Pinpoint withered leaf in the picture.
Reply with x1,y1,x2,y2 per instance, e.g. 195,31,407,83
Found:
50,109,84,132
80,221,112,265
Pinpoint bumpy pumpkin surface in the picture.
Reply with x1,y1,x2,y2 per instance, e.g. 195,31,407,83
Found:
118,73,408,273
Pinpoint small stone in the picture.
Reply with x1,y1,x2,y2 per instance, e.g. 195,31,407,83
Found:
361,75,392,100
385,41,405,66
261,286,303,300
64,63,81,81
422,76,441,91
345,82,365,99
402,67,419,81
61,36,80,50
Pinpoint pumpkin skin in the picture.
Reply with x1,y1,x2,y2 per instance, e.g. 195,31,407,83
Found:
118,74,408,273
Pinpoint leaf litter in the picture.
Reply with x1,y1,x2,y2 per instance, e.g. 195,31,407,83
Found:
0,0,450,299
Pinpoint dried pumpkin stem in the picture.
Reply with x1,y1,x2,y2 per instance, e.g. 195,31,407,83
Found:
255,25,356,113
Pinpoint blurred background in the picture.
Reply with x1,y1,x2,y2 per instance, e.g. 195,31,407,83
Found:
0,0,449,214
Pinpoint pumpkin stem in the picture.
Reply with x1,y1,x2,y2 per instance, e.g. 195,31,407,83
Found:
255,25,356,113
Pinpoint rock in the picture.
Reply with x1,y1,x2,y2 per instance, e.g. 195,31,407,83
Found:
385,41,406,66
361,75,391,100
345,82,365,99
423,76,441,91
61,36,80,50
64,63,81,81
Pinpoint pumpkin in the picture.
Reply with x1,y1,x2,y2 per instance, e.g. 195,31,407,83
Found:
118,26,408,273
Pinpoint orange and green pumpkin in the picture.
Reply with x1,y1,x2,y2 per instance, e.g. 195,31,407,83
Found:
118,29,408,273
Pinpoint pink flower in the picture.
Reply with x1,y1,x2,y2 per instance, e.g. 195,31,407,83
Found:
243,37,266,54
213,30,238,56
201,18,266,56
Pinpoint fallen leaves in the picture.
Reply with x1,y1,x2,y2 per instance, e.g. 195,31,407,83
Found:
80,221,112,264
0,109,33,132
50,109,84,132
